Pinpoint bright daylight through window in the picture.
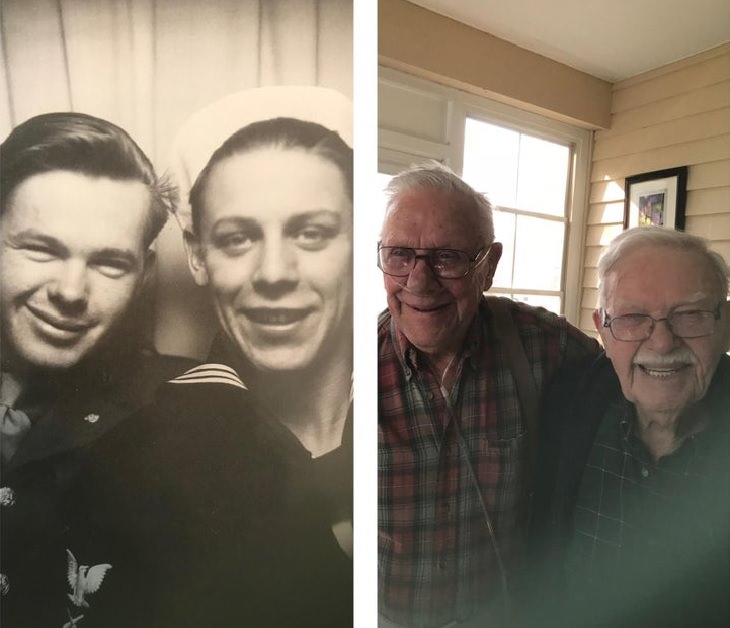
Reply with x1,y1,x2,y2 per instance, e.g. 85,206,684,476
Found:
462,118,571,314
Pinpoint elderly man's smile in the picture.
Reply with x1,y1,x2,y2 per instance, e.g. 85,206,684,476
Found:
406,302,449,313
633,350,697,380
636,363,691,378
399,295,451,314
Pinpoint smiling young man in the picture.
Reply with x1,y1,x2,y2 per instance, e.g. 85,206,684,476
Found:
529,227,730,627
0,112,192,627
377,162,599,628
59,92,354,628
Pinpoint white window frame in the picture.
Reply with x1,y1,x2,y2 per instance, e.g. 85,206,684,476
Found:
378,67,593,324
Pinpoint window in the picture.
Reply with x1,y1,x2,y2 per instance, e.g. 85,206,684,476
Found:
462,118,572,313
377,68,591,323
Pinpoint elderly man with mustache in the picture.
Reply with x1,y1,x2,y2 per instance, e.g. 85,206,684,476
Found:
529,226,730,627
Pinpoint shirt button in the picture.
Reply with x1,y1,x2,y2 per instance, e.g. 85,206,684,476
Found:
438,559,448,570
426,392,433,400
641,468,649,478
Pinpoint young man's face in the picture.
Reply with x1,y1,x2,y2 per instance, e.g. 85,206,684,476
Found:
187,148,353,372
0,170,151,371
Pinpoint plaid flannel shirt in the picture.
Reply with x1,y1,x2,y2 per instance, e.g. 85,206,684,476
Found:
378,298,598,627
566,393,730,617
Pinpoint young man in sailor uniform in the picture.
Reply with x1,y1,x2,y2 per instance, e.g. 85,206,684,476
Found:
61,87,355,628
0,112,194,627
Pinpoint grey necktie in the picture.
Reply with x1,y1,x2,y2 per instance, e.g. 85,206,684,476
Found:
1,373,30,464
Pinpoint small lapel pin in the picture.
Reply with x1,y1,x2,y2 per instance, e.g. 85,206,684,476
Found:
0,487,15,507
83,414,100,424
66,549,112,608
0,573,9,595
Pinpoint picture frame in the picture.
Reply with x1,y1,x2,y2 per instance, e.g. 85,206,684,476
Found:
623,166,687,230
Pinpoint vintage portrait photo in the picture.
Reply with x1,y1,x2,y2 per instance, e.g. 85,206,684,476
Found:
1,1,353,626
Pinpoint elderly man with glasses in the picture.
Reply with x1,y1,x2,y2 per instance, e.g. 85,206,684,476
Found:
377,162,599,628
529,226,730,627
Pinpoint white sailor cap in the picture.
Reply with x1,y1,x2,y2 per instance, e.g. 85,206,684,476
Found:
170,86,352,230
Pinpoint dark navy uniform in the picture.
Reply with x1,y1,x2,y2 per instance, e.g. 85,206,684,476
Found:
60,340,353,628
0,349,195,628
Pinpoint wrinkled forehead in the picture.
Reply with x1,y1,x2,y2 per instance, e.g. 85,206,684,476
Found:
382,188,484,249
604,245,722,308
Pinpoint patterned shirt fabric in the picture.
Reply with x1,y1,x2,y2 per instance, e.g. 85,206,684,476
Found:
378,297,599,627
566,397,730,620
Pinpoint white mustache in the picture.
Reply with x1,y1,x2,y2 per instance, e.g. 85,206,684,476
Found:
633,349,697,368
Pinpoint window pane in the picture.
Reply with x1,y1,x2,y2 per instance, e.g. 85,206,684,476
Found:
491,210,515,289
463,118,519,207
515,135,570,216
512,215,564,291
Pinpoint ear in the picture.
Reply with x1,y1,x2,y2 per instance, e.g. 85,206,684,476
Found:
720,300,730,351
183,229,209,286
592,308,602,332
481,242,503,292
593,308,611,351
133,248,157,297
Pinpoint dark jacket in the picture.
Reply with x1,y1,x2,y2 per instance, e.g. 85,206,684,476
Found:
1,350,195,628
526,353,730,628
61,347,352,628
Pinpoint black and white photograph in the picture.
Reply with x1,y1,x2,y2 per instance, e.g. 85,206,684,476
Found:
1,1,353,627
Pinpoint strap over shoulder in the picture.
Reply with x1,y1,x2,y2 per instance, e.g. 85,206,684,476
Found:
487,297,539,479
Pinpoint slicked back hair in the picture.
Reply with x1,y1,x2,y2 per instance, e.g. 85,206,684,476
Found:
0,112,174,247
189,116,352,235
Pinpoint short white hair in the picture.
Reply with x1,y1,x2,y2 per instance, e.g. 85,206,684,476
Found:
597,226,730,307
383,161,495,247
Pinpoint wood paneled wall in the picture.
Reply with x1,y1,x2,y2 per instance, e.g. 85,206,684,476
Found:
580,44,730,334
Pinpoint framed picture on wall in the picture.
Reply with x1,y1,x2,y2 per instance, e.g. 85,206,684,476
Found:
623,166,687,230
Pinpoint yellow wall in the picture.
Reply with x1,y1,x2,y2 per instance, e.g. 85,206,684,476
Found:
379,0,612,129
580,44,730,333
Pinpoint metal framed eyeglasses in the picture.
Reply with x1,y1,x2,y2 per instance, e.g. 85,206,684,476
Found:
601,303,723,341
377,245,489,279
